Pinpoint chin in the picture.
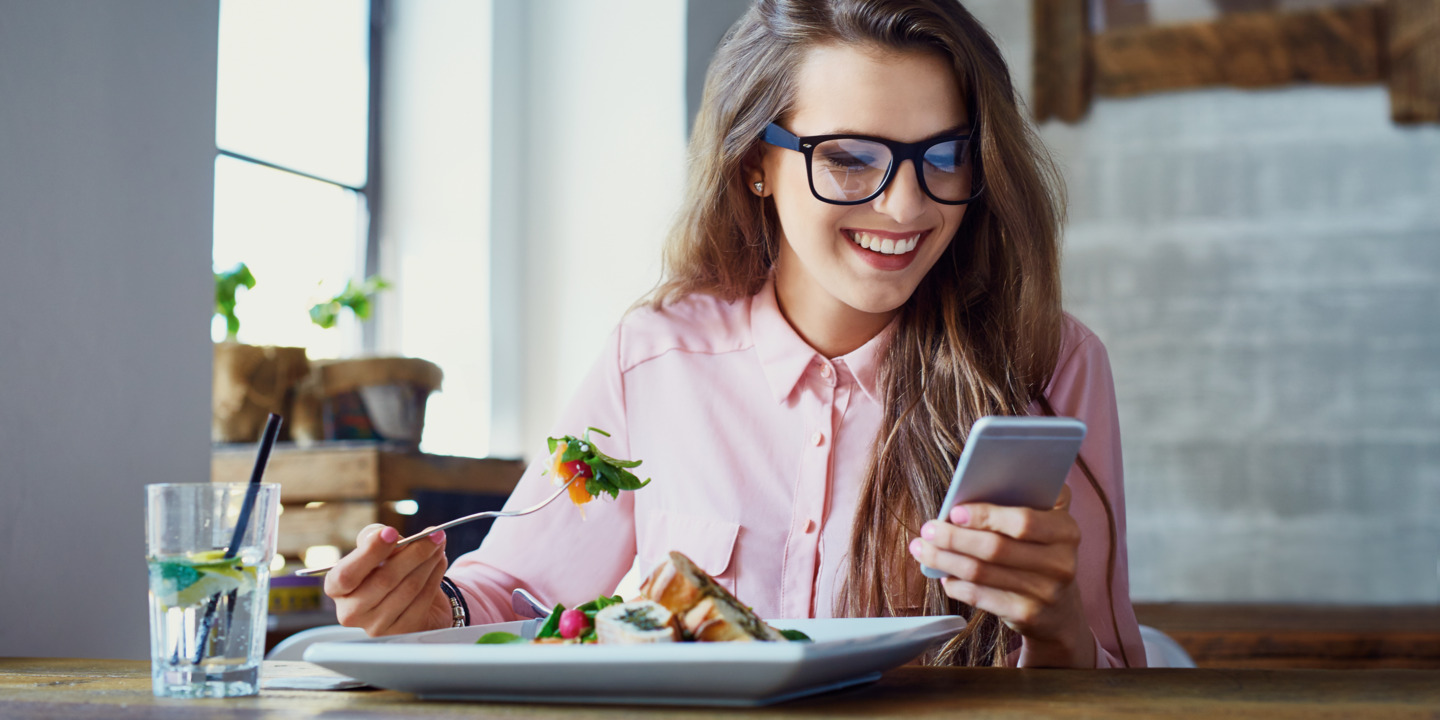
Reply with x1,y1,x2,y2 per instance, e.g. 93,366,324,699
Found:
841,284,919,316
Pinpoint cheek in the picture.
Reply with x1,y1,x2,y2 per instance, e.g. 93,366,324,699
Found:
774,195,847,247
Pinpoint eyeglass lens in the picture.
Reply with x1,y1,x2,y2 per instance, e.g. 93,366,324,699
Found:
810,137,973,203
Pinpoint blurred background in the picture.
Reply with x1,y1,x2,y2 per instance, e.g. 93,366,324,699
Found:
0,0,1435,660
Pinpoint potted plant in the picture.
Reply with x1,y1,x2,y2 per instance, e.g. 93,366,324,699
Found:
289,276,443,447
212,263,310,443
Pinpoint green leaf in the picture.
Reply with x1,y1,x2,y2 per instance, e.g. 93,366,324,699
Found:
214,263,256,339
778,629,813,642
547,437,559,454
560,442,586,464
310,274,391,330
578,594,623,620
536,604,566,639
475,632,525,644
610,469,650,491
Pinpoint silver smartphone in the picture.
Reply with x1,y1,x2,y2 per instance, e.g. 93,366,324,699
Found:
920,416,1086,579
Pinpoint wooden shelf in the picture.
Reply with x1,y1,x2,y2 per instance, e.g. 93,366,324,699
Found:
212,442,526,557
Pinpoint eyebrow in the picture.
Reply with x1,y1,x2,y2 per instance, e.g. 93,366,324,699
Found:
819,123,973,141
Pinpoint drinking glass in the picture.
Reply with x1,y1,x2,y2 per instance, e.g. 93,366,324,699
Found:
145,483,280,698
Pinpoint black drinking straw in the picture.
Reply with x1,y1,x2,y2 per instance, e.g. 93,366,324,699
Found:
226,413,283,559
194,413,282,663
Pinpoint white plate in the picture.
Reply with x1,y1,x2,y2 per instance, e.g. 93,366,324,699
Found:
303,615,966,707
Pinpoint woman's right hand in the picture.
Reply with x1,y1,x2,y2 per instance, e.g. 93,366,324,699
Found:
324,524,454,636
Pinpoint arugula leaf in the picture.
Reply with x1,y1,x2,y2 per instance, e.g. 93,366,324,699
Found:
536,603,566,639
475,632,525,644
778,629,813,642
593,594,623,611
560,442,587,464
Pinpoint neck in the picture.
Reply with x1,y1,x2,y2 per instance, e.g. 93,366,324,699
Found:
774,262,895,360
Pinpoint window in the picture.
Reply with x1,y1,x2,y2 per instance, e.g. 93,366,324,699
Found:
214,0,496,459
212,0,374,359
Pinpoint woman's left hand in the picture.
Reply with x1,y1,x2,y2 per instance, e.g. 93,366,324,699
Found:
909,485,1094,667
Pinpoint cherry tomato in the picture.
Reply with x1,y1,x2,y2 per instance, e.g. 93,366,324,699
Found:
563,460,592,479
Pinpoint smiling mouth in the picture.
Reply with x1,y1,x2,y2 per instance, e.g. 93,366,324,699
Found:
844,230,924,255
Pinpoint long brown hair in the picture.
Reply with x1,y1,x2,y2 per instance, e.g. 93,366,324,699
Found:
652,0,1082,666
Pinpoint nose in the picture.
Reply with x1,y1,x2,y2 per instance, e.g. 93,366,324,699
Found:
871,159,929,225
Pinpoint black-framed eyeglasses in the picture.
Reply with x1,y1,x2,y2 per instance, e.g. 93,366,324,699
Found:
761,123,983,206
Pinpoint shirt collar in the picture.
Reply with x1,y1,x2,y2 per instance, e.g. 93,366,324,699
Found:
749,276,895,404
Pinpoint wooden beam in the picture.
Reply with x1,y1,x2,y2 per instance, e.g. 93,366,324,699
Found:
1033,0,1092,123
1389,0,1440,122
1093,4,1384,97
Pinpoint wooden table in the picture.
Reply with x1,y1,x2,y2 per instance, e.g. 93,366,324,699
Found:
4,658,1438,719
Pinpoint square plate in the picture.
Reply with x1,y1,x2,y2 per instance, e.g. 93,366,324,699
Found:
303,615,966,707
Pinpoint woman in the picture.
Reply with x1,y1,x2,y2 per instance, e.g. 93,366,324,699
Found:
324,0,1144,668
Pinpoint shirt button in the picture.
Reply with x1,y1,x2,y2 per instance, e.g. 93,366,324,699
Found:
819,363,833,379
803,519,817,533
811,432,825,446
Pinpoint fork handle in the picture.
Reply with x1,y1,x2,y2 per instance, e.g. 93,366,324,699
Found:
292,517,491,577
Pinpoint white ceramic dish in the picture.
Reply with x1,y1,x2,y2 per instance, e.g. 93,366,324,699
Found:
303,615,966,707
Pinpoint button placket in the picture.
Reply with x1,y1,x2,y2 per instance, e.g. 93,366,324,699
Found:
784,363,838,617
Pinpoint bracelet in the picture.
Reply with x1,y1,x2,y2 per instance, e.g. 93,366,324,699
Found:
438,577,470,628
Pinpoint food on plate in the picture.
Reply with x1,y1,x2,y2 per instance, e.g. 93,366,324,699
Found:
594,601,680,644
474,552,811,645
642,551,788,642
545,427,650,507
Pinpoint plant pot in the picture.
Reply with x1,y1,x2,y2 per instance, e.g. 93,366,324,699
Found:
212,342,310,443
290,357,442,447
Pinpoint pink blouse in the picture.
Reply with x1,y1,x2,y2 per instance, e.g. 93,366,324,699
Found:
449,279,1145,668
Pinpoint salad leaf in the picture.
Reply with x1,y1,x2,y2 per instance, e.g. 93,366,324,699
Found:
545,427,651,503
779,629,813,642
575,594,623,616
536,603,566,639
476,632,525,644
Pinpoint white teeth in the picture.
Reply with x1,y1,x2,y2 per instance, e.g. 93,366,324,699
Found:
848,231,921,255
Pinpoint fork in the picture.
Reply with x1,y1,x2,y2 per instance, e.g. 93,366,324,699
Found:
294,481,573,577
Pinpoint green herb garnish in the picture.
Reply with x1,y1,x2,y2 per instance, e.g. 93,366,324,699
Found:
779,629,813,642
475,632,525,644
546,428,650,500
535,603,566,639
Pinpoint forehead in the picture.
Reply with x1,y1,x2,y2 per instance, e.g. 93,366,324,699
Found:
787,43,968,141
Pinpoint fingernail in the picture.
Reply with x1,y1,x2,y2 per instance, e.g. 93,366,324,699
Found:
908,538,922,556
380,527,399,543
429,529,446,545
950,506,970,526
921,522,936,540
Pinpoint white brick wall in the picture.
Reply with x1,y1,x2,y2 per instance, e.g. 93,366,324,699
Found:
1046,86,1440,601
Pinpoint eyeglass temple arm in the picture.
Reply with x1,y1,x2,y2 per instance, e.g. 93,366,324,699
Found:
762,123,802,151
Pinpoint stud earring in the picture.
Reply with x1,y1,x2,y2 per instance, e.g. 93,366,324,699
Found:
753,181,764,194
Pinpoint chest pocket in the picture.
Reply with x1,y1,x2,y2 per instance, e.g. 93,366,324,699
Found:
637,509,741,592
